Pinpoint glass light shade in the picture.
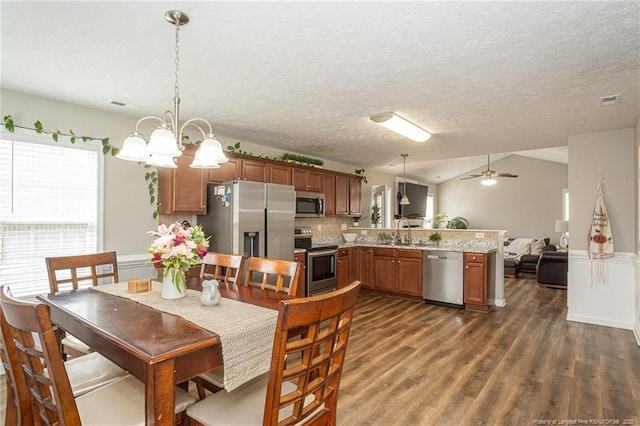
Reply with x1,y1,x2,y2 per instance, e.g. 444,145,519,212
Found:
147,126,182,157
116,134,149,162
146,153,177,168
399,195,410,205
481,177,497,186
190,137,228,169
370,112,431,142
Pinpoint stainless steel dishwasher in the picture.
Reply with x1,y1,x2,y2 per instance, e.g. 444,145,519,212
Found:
423,250,464,308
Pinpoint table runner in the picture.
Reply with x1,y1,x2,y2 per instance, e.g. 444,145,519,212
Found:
91,282,278,392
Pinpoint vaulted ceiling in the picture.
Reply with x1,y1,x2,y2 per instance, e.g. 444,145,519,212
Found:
2,1,638,181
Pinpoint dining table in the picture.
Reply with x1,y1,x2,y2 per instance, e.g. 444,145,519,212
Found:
36,278,290,425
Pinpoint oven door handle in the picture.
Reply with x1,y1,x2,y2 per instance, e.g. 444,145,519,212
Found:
307,249,338,257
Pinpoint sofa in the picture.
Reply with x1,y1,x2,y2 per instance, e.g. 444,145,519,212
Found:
537,251,568,288
503,237,556,278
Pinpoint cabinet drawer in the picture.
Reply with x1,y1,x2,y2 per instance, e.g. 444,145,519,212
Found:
464,253,485,263
397,249,422,259
373,247,395,257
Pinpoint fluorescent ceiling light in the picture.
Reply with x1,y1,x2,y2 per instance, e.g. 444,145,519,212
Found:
370,112,431,142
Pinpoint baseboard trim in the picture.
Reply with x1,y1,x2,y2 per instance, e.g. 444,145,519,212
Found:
634,323,640,346
567,312,634,330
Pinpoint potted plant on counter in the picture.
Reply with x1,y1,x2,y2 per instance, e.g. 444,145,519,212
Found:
428,231,442,246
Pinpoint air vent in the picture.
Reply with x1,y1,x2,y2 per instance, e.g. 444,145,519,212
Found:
599,94,621,106
110,100,126,107
107,100,139,110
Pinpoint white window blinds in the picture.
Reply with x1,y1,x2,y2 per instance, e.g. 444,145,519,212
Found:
0,131,101,297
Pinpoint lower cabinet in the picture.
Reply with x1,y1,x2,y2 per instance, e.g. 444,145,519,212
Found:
337,248,351,289
358,247,374,289
372,248,423,296
294,252,307,298
463,252,495,312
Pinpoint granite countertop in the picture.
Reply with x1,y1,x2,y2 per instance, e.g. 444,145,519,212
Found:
294,248,306,254
336,241,498,254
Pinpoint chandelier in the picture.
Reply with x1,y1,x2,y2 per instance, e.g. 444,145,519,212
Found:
116,10,228,169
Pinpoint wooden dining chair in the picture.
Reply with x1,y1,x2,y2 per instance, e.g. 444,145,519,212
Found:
45,251,119,358
187,280,361,426
0,285,197,426
199,252,245,284
244,256,301,296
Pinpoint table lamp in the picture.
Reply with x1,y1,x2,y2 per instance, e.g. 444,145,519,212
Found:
555,220,569,250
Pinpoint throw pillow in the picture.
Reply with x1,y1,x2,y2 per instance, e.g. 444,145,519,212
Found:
503,238,532,260
530,239,545,255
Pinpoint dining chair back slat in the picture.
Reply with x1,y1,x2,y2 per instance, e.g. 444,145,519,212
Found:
45,251,119,293
0,286,81,425
200,252,244,284
244,257,301,296
0,296,34,425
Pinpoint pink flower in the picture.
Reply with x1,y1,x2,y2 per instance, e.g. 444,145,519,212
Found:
197,246,208,258
151,252,163,269
173,235,185,245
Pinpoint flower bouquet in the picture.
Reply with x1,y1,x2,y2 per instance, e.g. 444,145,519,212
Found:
147,222,209,298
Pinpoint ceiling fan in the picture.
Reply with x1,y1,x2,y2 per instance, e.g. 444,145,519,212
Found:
460,154,518,186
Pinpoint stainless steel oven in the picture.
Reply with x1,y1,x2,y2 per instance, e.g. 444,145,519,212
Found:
294,227,338,296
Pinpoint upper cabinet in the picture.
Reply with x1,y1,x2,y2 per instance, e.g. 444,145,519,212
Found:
292,168,322,192
335,175,362,217
158,145,207,214
160,152,362,215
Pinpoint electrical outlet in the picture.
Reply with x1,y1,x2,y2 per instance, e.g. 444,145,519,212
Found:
361,230,367,235
475,232,484,239
318,224,322,231
340,224,347,230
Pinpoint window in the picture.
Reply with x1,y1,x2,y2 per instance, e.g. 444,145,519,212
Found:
426,193,435,227
0,130,103,297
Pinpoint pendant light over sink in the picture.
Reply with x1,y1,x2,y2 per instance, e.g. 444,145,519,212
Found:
116,10,228,169
400,153,410,205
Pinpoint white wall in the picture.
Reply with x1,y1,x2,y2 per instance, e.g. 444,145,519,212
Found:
438,155,568,242
567,128,637,330
635,117,640,343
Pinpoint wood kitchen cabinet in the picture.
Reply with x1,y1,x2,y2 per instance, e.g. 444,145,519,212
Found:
358,247,374,289
335,175,362,217
240,158,268,182
294,252,307,298
269,163,292,185
292,167,322,192
322,173,335,216
337,248,351,289
372,247,422,296
463,252,495,312
208,158,241,183
158,145,208,214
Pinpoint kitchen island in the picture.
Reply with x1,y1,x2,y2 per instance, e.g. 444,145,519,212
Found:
331,237,498,312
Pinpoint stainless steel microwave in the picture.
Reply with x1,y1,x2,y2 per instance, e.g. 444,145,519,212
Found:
295,191,325,218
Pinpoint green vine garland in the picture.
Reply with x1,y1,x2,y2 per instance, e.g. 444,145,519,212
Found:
2,115,159,219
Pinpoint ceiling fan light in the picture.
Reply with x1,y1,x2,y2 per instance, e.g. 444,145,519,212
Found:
116,133,149,162
370,112,431,142
481,177,497,187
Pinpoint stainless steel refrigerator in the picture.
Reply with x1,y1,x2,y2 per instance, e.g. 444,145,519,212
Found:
197,180,295,261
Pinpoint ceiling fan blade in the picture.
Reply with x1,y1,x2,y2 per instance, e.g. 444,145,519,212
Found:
496,173,518,178
460,175,482,180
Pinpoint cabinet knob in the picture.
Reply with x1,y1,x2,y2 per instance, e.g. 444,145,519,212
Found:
466,265,469,269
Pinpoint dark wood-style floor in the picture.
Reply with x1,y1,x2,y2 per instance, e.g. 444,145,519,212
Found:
1,277,638,425
338,277,640,425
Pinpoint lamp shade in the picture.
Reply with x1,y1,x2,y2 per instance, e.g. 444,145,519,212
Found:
147,126,182,157
555,220,569,233
116,133,149,162
399,195,410,205
147,153,177,168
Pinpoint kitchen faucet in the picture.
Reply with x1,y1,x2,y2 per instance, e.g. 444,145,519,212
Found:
396,216,412,245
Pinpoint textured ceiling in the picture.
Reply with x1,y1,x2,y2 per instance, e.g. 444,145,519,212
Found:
1,1,638,182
